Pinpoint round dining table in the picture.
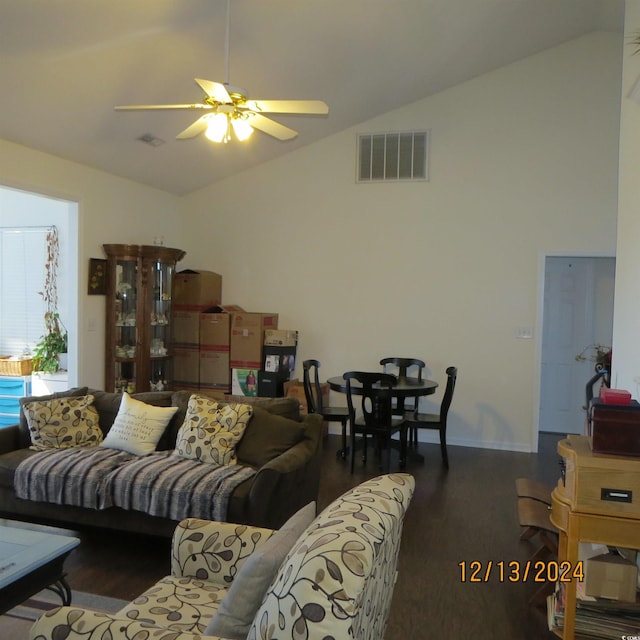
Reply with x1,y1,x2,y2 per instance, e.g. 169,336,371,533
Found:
327,375,438,466
327,375,438,399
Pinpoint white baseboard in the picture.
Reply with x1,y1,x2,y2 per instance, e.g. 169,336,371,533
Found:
326,425,535,453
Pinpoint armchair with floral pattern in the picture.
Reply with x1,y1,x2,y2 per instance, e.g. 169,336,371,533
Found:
29,473,415,640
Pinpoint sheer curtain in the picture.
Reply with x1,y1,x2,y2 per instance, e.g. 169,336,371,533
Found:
0,227,49,356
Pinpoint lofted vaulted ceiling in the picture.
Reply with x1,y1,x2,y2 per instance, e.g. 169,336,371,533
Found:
0,0,624,195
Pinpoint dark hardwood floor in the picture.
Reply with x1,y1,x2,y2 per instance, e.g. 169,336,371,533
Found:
61,432,563,639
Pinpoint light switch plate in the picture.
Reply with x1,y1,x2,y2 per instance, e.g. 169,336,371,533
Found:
516,326,533,339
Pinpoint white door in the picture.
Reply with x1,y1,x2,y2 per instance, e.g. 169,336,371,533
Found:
539,257,615,434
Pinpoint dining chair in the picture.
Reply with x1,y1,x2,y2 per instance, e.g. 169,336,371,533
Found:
343,371,407,473
380,357,426,415
380,357,426,380
302,359,351,458
404,366,457,469
583,368,609,435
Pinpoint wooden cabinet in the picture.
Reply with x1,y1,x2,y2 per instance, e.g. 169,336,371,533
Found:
0,376,31,427
549,435,640,639
103,244,185,393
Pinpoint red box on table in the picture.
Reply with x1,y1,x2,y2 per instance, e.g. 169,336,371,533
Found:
600,388,632,405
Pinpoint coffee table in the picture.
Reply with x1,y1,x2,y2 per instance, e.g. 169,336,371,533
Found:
0,519,80,614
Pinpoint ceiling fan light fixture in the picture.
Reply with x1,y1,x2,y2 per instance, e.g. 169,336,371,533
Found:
114,0,328,145
205,112,230,143
231,116,253,141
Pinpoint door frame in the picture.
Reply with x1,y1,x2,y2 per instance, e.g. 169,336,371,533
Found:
532,251,616,453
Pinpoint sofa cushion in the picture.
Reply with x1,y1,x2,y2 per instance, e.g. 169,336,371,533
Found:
118,575,228,635
0,448,37,490
174,395,253,466
205,501,316,640
23,394,102,451
223,395,301,421
170,392,302,451
18,387,89,449
87,389,174,437
101,392,178,455
235,406,305,468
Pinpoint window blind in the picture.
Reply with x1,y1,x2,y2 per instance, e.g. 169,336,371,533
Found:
0,228,48,356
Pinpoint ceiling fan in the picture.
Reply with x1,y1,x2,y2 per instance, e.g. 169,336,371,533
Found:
115,0,329,144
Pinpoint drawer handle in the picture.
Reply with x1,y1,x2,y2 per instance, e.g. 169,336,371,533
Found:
601,488,633,503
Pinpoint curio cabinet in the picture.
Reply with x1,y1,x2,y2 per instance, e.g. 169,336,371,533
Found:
103,244,185,393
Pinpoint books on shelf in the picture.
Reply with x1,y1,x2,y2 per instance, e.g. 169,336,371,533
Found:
548,582,640,639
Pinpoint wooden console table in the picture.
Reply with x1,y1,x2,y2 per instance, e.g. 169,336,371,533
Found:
549,435,640,639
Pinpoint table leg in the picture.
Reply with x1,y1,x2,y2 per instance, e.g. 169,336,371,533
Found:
46,575,73,605
336,419,350,459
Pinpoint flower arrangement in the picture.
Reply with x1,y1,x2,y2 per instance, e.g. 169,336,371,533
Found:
575,343,612,371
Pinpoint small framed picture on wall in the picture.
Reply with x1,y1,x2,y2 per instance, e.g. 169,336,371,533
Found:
88,258,107,295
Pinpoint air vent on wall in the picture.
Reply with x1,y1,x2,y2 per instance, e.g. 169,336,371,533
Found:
357,130,429,183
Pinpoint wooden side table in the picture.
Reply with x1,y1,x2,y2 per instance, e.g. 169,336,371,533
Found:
550,435,640,639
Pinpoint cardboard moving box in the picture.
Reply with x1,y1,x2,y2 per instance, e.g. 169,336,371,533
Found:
199,306,245,390
230,312,278,369
264,329,298,347
172,308,202,346
585,553,639,602
173,270,222,307
199,348,230,392
173,346,200,388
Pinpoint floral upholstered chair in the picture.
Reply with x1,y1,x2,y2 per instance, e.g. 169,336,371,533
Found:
29,473,415,640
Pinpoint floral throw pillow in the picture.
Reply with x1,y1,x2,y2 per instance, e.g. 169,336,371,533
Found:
23,394,103,451
174,395,253,466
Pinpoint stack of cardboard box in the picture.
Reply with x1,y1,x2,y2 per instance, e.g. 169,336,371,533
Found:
170,270,296,396
171,270,222,391
213,310,279,395
199,305,246,393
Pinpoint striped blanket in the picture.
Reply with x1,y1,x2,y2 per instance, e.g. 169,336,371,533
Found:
14,448,134,509
14,448,257,522
101,451,256,522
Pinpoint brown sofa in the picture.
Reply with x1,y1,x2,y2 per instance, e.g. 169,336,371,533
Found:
0,388,323,537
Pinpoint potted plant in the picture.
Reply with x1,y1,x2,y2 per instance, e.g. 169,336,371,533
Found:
33,227,68,373
33,312,68,373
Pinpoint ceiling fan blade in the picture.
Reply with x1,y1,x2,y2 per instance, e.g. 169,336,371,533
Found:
245,99,329,115
115,104,210,110
248,113,298,140
195,78,231,103
176,115,210,139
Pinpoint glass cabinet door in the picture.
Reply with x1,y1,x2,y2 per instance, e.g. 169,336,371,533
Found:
148,259,175,391
113,258,138,393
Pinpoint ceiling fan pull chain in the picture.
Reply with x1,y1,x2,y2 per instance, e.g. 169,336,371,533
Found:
224,0,231,86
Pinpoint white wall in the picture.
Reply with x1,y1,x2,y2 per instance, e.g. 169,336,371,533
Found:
612,0,640,396
182,31,622,452
0,139,182,388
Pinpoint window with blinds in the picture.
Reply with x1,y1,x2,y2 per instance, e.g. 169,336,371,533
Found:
357,130,429,182
0,228,48,356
